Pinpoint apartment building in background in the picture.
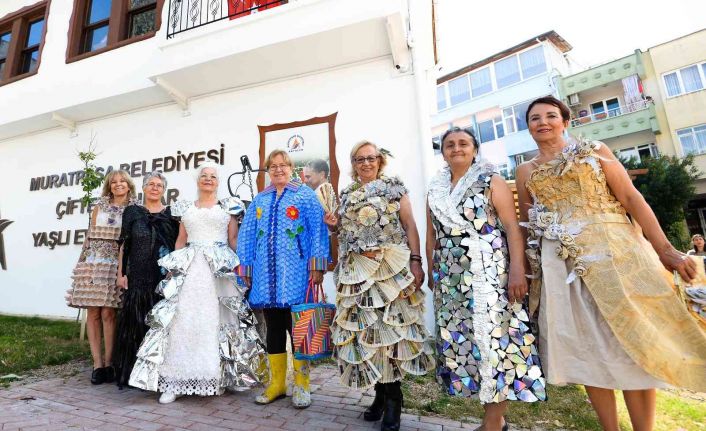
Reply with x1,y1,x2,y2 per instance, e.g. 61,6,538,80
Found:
644,29,706,235
431,31,573,178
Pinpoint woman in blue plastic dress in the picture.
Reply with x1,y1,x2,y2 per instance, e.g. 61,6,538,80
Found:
427,128,546,431
129,162,267,404
237,149,330,409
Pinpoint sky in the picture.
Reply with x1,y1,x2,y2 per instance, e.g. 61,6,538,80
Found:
436,0,705,75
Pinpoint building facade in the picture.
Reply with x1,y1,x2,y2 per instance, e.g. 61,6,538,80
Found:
431,31,573,178
644,29,706,236
557,51,663,163
0,0,438,319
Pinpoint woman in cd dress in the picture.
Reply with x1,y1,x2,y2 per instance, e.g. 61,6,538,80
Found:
129,163,267,404
114,172,179,389
426,128,545,431
327,141,433,431
516,96,706,430
67,170,137,385
237,149,330,409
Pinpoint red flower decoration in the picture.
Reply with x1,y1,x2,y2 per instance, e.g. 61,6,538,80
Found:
286,205,300,220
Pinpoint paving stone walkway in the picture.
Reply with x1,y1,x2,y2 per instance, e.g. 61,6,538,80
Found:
0,365,481,431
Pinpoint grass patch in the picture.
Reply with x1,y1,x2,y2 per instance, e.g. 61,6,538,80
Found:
403,373,706,430
0,315,89,377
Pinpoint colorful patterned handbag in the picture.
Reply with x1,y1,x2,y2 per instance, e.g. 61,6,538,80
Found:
291,281,336,360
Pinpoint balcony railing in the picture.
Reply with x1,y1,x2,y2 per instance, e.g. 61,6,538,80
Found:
167,0,288,38
570,99,652,127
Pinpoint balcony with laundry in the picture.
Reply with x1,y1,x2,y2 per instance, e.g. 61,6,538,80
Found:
560,68,659,142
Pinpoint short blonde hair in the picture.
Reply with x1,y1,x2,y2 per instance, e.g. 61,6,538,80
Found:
264,149,294,170
349,141,387,181
101,170,136,199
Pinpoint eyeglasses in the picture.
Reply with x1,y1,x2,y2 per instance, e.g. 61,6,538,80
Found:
145,182,164,189
353,156,379,165
268,164,290,172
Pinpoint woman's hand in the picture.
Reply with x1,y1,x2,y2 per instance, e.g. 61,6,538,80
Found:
323,212,338,228
410,260,425,289
507,267,527,303
658,246,697,282
309,270,324,287
117,275,128,290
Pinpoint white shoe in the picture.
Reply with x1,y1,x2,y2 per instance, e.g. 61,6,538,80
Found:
159,392,179,404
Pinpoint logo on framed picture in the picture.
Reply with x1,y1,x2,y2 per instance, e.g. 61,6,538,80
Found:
287,134,304,152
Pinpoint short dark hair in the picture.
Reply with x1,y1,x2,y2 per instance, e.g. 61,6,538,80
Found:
525,96,571,124
440,127,479,150
306,159,329,177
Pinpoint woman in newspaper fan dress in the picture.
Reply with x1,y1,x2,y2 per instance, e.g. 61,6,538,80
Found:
66,170,138,385
129,163,267,404
426,128,546,431
326,141,434,431
516,96,706,430
237,149,330,409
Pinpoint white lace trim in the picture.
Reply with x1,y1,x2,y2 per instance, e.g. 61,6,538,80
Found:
427,160,496,231
158,377,221,396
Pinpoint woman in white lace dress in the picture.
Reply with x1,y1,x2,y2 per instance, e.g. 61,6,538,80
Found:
129,163,267,404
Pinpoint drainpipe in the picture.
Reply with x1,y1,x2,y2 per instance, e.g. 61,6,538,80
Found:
407,1,436,182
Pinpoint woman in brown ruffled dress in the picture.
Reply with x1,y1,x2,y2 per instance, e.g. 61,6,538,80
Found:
66,170,137,385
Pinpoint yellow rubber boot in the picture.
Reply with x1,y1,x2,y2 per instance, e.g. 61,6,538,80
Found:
292,358,311,408
255,353,287,404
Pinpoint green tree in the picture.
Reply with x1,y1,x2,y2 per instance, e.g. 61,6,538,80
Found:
78,133,103,208
618,153,700,251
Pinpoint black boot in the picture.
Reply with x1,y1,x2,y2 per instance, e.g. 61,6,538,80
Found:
364,383,385,421
380,382,402,431
90,368,106,385
103,366,115,384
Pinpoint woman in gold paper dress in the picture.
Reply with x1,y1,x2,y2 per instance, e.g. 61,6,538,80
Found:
515,96,706,431
327,141,434,431
427,128,546,431
66,170,137,385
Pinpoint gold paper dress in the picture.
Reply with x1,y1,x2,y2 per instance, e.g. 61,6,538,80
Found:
524,139,706,392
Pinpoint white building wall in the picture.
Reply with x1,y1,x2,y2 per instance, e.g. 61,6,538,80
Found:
0,58,437,326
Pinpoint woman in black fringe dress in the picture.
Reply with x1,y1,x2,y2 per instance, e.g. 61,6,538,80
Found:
114,172,179,389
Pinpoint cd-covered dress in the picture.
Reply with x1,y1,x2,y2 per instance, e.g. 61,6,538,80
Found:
333,176,434,389
428,162,546,404
129,197,267,396
67,196,135,308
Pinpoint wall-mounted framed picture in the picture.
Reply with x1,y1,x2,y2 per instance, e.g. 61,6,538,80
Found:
257,112,339,268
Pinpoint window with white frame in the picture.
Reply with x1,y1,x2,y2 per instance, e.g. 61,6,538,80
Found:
496,99,533,136
502,107,516,134
663,61,706,97
437,45,549,109
470,67,492,97
448,75,471,106
590,97,621,118
436,85,447,112
519,46,546,79
432,135,442,152
618,144,658,162
495,56,521,89
678,124,706,155
477,117,505,143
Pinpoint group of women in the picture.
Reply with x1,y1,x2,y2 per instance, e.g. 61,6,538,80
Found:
65,96,706,431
